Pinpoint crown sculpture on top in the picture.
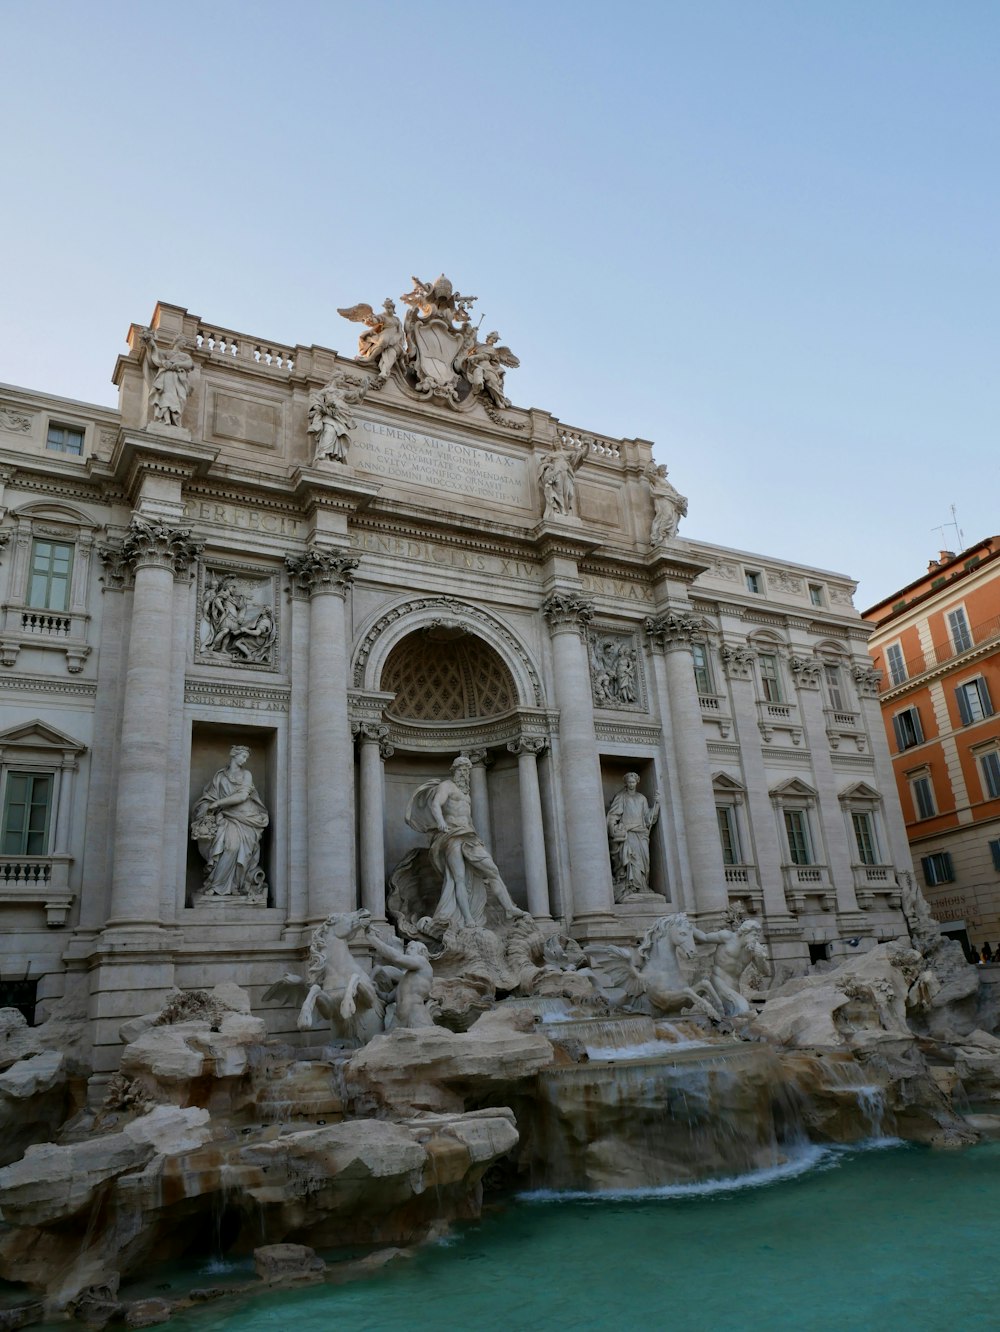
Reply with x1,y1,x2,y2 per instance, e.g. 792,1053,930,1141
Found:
338,274,519,410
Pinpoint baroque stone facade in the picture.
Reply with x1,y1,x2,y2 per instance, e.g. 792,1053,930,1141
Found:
0,279,911,1074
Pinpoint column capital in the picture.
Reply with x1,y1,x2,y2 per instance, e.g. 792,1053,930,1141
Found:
98,542,132,592
541,590,594,636
719,642,756,680
851,664,882,698
121,515,202,577
507,735,547,758
462,747,493,768
789,654,822,689
644,610,697,652
286,546,359,597
352,721,394,758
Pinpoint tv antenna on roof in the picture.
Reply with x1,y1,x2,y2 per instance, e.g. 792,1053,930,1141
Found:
931,504,965,553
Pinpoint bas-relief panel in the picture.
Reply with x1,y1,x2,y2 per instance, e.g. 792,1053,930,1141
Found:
195,563,279,672
346,419,532,510
589,628,646,712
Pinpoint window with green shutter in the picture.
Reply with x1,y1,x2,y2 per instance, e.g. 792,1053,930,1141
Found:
1,773,53,856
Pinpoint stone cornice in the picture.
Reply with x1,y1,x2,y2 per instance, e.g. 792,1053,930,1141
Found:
109,431,219,504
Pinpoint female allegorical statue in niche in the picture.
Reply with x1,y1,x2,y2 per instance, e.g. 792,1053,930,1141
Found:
190,745,269,902
606,772,661,902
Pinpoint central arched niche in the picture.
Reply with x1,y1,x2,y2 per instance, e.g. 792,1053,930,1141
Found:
380,625,517,722
377,625,528,911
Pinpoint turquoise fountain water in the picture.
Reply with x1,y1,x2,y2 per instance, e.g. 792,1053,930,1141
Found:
163,1141,1000,1332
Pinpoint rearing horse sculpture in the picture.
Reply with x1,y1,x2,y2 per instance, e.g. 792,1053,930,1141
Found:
585,912,725,1020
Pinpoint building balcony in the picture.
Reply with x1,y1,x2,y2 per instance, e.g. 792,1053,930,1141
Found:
724,865,762,910
853,864,902,911
0,604,92,673
0,854,74,926
879,612,1000,693
824,707,867,753
757,700,802,746
699,693,733,738
783,863,835,913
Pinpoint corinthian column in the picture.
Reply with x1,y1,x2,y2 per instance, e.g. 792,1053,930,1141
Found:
353,722,392,922
108,517,202,927
542,592,615,921
287,547,359,921
463,749,494,854
507,735,551,920
645,611,727,916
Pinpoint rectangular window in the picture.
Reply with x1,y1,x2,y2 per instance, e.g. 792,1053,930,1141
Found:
1,772,53,856
980,751,1000,801
947,607,973,654
45,423,84,456
745,570,762,594
759,653,783,703
990,839,1000,873
783,809,813,865
717,806,741,865
921,851,954,886
910,775,936,820
956,678,993,726
692,642,713,695
824,664,846,711
27,540,73,612
808,584,824,607
851,811,880,865
892,706,924,751
885,643,907,687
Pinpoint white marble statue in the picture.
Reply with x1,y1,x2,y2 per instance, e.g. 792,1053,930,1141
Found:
694,918,773,1016
645,461,688,545
139,328,195,428
307,374,367,464
337,298,405,382
538,437,588,518
606,773,661,901
263,908,385,1045
367,932,436,1029
404,756,527,933
190,746,269,901
458,330,519,409
586,912,725,1019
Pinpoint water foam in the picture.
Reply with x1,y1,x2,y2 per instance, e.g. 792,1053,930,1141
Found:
584,1039,709,1061
518,1137,904,1203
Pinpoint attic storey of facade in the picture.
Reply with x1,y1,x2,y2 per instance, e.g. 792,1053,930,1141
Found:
863,538,1000,954
0,272,910,1069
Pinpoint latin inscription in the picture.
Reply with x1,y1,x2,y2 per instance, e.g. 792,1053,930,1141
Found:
580,572,654,603
348,419,530,509
183,501,301,537
350,530,538,579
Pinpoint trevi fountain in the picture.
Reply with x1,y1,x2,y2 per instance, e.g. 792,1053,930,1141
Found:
0,274,997,1330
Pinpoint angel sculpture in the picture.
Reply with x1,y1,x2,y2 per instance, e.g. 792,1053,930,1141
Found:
538,436,588,518
337,298,404,382
262,908,385,1046
460,330,519,409
585,912,725,1020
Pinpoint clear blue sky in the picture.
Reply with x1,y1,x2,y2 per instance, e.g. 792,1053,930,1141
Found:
2,1,997,608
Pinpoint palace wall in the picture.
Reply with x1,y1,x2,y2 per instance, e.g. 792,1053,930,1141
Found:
0,291,910,1074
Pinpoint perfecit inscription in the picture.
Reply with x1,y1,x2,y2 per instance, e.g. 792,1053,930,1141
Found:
348,419,530,508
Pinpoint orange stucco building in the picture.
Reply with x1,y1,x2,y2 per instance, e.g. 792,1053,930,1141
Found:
863,538,1000,956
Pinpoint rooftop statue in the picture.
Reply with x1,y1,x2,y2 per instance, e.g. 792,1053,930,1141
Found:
337,272,519,412
307,373,368,464
645,461,688,545
138,327,195,428
538,436,588,518
336,298,405,383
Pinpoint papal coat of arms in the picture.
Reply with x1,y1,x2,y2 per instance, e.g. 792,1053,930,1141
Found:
338,274,519,410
